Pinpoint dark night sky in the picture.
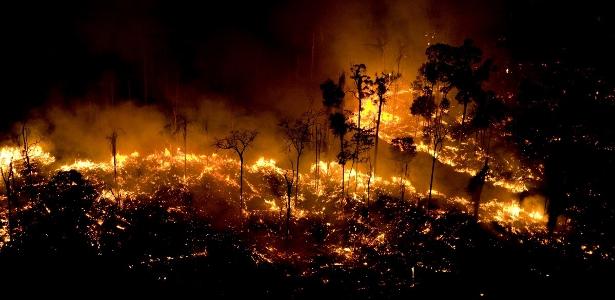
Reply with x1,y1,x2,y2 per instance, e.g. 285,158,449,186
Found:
1,0,614,131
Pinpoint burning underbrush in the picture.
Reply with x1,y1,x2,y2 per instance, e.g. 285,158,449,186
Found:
1,143,607,297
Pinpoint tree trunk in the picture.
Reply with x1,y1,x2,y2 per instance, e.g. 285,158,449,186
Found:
240,156,244,214
341,164,345,199
286,183,292,238
2,164,14,241
461,102,468,126
427,151,437,211
295,153,301,202
353,96,363,192
314,125,319,193
374,97,384,177
401,162,408,202
183,121,187,181
472,181,485,221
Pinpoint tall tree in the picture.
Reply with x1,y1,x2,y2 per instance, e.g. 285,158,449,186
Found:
465,91,505,220
390,136,417,202
349,64,374,181
174,115,189,181
214,130,258,215
373,72,400,177
328,112,352,197
279,111,315,203
107,130,119,183
411,78,450,207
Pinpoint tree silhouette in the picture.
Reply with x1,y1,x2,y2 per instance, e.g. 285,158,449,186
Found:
320,73,346,112
175,115,189,181
410,76,450,207
349,64,374,182
467,163,489,221
1,159,15,242
214,129,258,215
350,125,375,193
511,62,615,234
373,72,400,177
328,112,352,197
283,168,294,238
390,136,417,202
279,111,315,204
107,131,119,183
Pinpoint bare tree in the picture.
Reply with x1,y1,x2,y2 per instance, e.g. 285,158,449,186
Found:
279,111,315,203
214,130,258,214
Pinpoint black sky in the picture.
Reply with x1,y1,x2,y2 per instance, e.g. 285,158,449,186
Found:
2,0,614,131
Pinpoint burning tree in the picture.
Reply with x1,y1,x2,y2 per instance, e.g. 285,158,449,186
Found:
390,136,417,202
214,129,258,214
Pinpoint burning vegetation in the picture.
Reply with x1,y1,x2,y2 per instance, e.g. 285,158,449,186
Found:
2,0,615,298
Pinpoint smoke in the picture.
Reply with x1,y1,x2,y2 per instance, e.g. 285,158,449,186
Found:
3,0,507,127
0,0,517,204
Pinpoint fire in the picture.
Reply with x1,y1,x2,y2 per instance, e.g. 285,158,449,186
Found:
503,202,522,219
1,145,55,168
1,85,547,238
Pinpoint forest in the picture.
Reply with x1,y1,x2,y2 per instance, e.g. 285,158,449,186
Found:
1,0,614,298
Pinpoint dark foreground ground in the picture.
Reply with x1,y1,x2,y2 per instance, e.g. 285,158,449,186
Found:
2,223,613,299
